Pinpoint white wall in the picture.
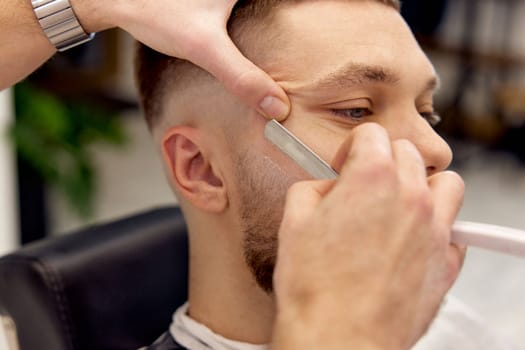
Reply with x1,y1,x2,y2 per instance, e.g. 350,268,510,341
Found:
0,89,18,256
0,88,16,350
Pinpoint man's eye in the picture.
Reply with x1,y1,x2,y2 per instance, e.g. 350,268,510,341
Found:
330,108,372,120
420,112,442,126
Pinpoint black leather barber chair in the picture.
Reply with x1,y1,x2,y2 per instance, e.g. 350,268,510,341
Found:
0,207,188,350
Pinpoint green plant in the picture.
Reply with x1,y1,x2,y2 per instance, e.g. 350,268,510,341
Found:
10,82,127,218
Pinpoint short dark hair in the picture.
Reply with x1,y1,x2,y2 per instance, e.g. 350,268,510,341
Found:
135,0,401,129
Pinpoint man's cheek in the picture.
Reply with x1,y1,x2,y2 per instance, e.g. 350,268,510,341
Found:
286,119,347,168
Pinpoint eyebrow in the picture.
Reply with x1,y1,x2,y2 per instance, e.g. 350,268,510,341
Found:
308,63,400,90
303,62,440,94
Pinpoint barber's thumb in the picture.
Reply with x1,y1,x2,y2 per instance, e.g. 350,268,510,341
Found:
194,34,290,121
282,180,334,224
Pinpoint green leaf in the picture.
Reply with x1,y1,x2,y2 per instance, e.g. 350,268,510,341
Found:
10,82,128,219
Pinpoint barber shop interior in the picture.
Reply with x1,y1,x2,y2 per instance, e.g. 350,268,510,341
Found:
1,0,525,349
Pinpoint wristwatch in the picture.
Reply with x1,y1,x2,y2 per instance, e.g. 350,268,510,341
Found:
31,0,95,52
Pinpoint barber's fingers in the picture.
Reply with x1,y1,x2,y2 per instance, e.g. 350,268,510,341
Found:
428,171,465,229
332,123,393,181
428,171,467,261
187,30,290,121
279,180,332,241
281,180,335,225
427,171,467,286
392,139,427,187
113,0,290,118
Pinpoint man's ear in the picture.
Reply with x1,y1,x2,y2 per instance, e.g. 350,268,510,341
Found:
162,126,228,213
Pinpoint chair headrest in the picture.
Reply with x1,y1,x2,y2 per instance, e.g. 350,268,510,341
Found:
0,206,189,350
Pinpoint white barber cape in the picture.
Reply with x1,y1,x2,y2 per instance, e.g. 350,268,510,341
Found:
169,297,521,350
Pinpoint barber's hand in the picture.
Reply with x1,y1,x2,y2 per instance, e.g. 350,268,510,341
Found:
272,123,466,350
75,0,290,120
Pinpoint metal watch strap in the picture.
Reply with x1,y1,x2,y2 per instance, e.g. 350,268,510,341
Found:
31,0,95,52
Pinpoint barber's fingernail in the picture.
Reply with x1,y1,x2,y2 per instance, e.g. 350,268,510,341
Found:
259,96,289,119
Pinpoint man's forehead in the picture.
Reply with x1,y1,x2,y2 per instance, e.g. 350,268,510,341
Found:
257,1,434,92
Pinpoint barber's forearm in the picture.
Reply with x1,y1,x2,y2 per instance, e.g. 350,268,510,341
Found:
0,0,116,90
0,0,55,89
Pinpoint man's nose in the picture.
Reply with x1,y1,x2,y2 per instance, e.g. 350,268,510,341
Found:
392,113,453,176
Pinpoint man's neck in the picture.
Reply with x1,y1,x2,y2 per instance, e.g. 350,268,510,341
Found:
185,215,276,344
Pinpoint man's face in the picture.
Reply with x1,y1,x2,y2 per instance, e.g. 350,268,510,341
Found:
225,1,453,292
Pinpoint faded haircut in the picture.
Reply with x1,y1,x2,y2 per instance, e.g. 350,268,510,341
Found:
135,0,401,129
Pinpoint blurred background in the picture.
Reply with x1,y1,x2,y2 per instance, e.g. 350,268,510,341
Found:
1,0,525,348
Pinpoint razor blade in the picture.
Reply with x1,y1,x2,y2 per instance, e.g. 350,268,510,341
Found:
264,119,525,259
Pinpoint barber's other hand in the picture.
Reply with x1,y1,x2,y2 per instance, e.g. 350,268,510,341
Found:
272,123,466,350
75,0,290,120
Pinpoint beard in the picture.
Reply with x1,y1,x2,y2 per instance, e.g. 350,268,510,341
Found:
235,150,298,294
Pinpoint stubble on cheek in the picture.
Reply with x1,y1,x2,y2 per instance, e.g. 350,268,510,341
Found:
236,152,300,294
